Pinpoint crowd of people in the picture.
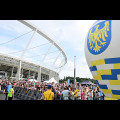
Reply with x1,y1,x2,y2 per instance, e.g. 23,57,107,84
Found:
0,79,105,100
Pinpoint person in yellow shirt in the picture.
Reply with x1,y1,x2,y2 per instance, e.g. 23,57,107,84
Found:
74,87,79,100
43,85,54,100
7,85,14,100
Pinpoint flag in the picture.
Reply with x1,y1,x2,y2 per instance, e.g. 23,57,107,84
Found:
67,79,70,86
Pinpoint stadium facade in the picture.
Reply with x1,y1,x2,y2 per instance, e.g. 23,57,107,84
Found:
0,20,67,82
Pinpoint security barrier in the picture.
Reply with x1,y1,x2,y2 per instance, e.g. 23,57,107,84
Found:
14,87,42,100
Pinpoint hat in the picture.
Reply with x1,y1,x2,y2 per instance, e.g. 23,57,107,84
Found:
48,85,52,88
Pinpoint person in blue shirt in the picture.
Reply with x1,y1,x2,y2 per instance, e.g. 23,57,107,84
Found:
92,85,95,90
5,82,12,100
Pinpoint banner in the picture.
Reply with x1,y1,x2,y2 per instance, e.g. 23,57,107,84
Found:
67,79,70,86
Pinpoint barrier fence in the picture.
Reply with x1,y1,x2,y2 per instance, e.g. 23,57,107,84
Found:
14,87,42,100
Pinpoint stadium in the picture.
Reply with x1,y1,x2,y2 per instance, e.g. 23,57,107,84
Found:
0,20,67,82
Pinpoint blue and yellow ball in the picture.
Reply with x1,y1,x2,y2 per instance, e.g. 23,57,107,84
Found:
85,20,120,100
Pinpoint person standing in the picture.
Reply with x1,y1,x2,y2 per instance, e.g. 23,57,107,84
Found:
0,82,1,91
69,88,74,100
61,87,70,100
96,90,99,100
93,88,96,100
92,85,95,90
81,89,84,100
83,88,88,100
43,85,54,100
78,87,81,100
5,82,12,100
74,87,79,100
87,89,93,100
98,89,104,100
7,85,14,100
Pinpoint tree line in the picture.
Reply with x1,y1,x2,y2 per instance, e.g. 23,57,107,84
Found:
59,76,96,84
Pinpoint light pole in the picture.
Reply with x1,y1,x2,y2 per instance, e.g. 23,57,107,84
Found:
74,56,76,87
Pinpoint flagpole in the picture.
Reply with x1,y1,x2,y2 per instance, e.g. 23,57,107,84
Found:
74,56,76,87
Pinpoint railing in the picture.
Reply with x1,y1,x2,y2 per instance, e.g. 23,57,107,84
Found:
14,87,42,100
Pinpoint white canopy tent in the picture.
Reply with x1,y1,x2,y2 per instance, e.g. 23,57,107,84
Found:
44,80,50,83
49,77,58,83
44,77,58,83
28,79,38,82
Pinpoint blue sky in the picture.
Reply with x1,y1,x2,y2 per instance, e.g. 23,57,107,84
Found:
0,20,97,79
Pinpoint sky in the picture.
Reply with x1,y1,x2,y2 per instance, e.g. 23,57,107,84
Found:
0,20,97,79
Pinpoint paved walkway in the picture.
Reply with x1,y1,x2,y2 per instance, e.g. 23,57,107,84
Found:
0,90,19,100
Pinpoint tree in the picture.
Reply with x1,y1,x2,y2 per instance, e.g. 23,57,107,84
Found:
59,76,96,84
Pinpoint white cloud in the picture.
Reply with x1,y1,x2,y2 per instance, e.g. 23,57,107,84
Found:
59,57,93,79
55,59,62,67
0,20,31,34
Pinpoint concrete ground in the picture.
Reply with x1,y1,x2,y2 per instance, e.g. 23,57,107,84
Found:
0,90,19,100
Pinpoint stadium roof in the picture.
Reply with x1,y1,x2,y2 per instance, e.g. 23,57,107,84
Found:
0,20,67,73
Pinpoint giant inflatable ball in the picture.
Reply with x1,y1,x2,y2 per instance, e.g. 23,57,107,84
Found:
85,20,120,100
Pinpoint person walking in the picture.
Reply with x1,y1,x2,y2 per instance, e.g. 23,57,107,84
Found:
43,85,54,100
7,85,14,100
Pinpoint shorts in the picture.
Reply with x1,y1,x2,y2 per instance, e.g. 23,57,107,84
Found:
8,97,13,100
63,97,69,100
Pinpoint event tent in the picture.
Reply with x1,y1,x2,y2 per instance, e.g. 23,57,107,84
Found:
28,79,38,82
44,77,57,83
80,80,95,85
44,80,50,83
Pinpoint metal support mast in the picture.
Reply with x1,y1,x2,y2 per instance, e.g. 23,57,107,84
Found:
74,56,76,87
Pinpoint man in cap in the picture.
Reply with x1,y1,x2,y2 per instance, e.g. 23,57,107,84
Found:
43,85,54,100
